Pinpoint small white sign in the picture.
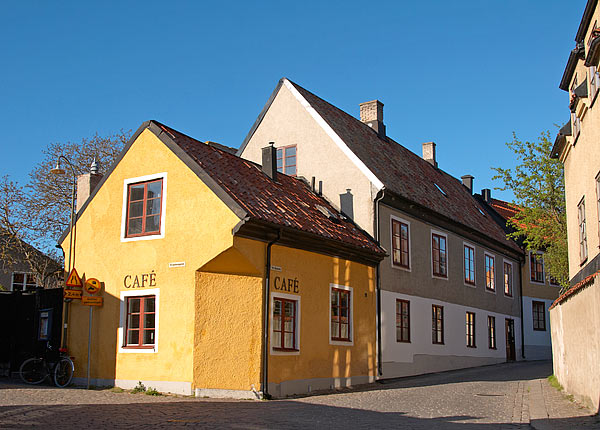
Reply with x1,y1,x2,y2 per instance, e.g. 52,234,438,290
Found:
169,262,186,268
271,265,282,272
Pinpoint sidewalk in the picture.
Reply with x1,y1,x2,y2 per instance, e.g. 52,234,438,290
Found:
522,377,599,429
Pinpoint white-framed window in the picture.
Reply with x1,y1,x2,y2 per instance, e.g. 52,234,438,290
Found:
578,197,588,263
329,284,353,346
503,260,513,298
431,230,448,280
118,288,159,353
270,292,301,355
390,215,411,271
11,272,38,291
463,242,476,287
484,252,496,292
121,172,167,242
572,112,581,141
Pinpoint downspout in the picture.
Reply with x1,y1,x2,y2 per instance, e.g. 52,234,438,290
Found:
519,258,525,359
261,229,281,399
374,188,385,377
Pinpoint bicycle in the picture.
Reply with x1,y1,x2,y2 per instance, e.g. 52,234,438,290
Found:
19,343,75,388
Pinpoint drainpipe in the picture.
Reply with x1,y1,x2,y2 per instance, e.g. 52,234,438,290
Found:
261,229,281,399
519,258,525,359
373,188,385,377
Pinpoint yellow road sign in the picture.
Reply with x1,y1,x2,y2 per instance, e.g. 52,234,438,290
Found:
64,289,82,299
66,268,82,288
82,296,103,306
84,278,101,295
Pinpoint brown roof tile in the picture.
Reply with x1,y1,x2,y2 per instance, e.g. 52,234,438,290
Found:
153,121,384,257
286,80,521,253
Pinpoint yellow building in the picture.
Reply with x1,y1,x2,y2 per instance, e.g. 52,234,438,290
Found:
59,120,384,398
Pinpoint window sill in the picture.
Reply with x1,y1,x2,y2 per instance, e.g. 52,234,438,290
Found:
579,257,588,267
121,345,155,350
396,339,411,343
432,342,444,345
464,281,476,288
467,345,477,349
485,287,496,294
392,263,411,272
488,347,497,350
533,328,547,332
432,274,448,281
272,347,299,352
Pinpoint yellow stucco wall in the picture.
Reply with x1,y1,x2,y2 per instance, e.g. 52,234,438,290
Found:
61,128,241,391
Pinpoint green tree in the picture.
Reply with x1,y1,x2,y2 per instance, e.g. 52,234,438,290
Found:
493,131,568,290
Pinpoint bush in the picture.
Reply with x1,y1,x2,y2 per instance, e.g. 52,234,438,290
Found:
145,387,161,396
131,381,146,394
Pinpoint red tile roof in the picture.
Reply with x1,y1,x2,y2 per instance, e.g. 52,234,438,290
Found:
549,269,599,309
286,80,522,254
153,121,385,258
489,198,521,221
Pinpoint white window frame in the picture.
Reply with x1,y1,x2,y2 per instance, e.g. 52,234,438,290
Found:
529,251,545,285
11,272,38,291
120,172,168,242
484,252,496,293
390,215,411,272
270,292,301,356
463,241,476,288
572,112,581,142
118,288,160,354
502,259,514,299
430,229,449,281
329,283,354,346
590,66,600,100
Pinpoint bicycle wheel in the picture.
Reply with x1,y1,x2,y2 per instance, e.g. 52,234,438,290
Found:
19,358,47,385
53,357,74,388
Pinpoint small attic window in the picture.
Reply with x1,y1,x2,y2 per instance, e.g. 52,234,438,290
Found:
316,204,338,221
434,183,447,196
478,208,486,217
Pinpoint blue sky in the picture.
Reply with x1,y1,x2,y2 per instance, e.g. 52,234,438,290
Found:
0,1,585,201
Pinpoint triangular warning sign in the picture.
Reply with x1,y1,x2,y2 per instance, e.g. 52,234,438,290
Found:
65,268,82,288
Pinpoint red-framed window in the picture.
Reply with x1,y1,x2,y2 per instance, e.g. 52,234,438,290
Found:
488,316,496,349
392,220,410,268
432,305,444,344
276,145,297,176
530,253,544,283
466,312,476,348
396,299,410,342
126,179,163,237
464,245,475,285
532,301,546,331
331,288,351,341
124,296,156,348
504,262,513,297
432,233,447,277
272,297,297,351
485,254,495,291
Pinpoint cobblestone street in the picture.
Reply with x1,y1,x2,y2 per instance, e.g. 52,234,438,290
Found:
0,361,597,429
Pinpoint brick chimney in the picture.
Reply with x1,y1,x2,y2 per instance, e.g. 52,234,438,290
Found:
422,142,437,167
261,142,277,181
76,159,102,212
482,188,492,203
359,100,386,138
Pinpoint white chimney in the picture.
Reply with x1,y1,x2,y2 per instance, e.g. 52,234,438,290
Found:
422,142,437,167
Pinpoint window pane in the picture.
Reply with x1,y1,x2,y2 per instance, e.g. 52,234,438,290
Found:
25,274,37,287
284,317,294,332
331,291,338,306
129,185,144,201
127,330,139,345
285,146,296,157
146,198,161,216
273,315,281,331
284,332,294,348
340,292,348,307
13,273,24,284
284,301,294,317
331,321,339,338
128,218,143,235
145,297,155,313
340,323,349,339
128,298,140,313
286,165,297,176
145,215,160,232
143,329,154,345
273,333,281,348
128,314,140,329
129,201,143,218
276,159,283,169
146,181,162,199
144,313,155,329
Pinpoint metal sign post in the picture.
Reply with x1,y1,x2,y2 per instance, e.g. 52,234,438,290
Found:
86,306,92,390
83,278,102,390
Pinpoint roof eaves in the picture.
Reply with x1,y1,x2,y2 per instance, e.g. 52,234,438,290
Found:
559,46,585,91
575,0,598,43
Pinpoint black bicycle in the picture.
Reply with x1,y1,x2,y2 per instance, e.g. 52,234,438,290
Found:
19,343,74,388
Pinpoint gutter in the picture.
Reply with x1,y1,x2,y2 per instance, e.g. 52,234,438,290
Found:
261,229,281,399
373,188,386,377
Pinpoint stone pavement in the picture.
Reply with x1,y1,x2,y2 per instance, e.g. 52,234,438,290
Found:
0,360,597,429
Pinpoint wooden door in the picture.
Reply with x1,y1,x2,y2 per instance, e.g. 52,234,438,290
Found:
505,318,515,361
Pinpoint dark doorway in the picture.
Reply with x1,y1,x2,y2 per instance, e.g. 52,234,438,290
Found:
505,318,516,361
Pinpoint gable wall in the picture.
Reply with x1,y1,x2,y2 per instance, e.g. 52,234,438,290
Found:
241,84,378,235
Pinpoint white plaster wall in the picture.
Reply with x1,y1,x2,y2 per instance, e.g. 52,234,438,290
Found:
523,296,553,360
381,290,521,365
